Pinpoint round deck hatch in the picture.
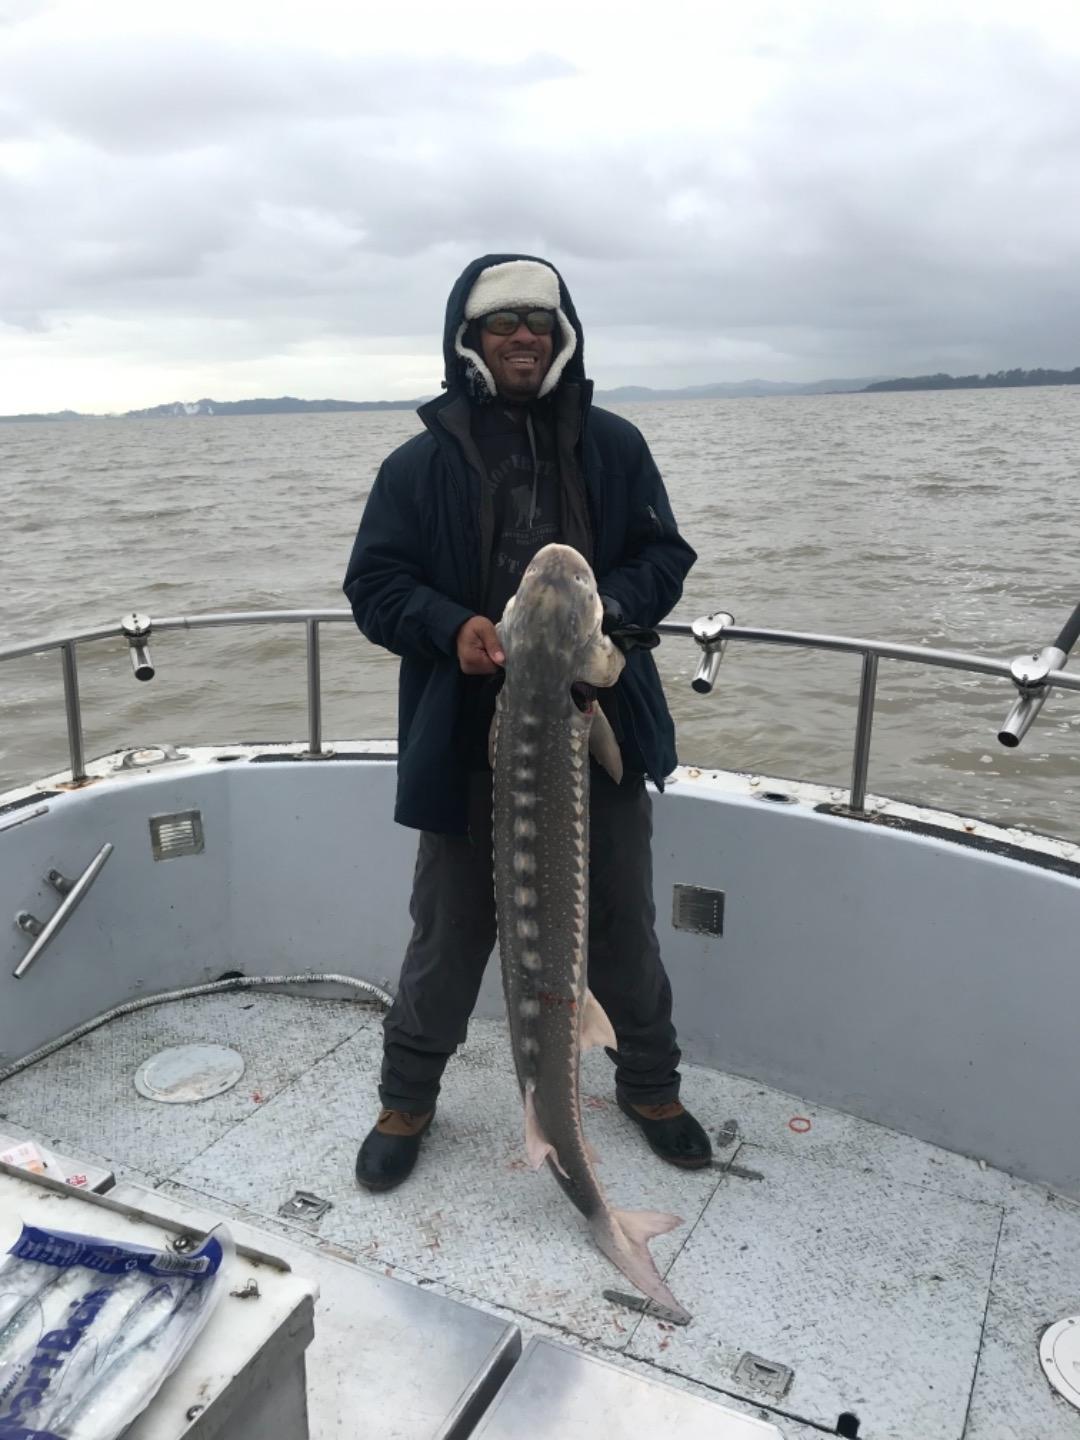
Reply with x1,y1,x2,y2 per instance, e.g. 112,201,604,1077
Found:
1040,1317,1080,1410
134,1044,245,1103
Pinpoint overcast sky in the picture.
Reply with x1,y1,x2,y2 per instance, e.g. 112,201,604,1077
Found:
2,0,1078,411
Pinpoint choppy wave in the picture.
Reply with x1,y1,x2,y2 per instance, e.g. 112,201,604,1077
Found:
1,390,1077,838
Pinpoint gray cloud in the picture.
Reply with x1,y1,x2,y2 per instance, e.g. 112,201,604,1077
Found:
1,12,574,149
1,5,1078,405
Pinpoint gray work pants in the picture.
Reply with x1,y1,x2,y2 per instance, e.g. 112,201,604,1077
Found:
380,767,682,1112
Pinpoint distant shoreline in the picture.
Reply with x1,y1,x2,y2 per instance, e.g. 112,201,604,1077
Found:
864,367,1080,393
3,366,1078,421
0,397,426,423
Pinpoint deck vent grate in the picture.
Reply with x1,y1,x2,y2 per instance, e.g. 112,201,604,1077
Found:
672,884,724,936
150,810,205,861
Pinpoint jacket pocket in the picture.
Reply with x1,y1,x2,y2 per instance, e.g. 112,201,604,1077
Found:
629,503,668,548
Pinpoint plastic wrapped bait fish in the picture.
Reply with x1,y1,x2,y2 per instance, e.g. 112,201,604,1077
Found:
48,1282,181,1439
31,1273,157,1429
0,1254,62,1334
0,1223,229,1440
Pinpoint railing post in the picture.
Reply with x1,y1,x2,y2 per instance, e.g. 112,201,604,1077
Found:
304,618,324,757
850,652,878,812
60,640,87,784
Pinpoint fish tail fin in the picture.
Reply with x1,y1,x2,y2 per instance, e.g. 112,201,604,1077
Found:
593,1209,692,1324
524,1086,569,1179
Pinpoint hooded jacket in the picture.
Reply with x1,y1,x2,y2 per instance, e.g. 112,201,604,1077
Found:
343,253,697,834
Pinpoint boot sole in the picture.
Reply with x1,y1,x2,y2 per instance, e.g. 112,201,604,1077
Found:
356,1172,410,1193
616,1096,713,1169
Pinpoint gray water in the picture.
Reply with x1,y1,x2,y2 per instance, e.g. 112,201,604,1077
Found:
1,389,1077,837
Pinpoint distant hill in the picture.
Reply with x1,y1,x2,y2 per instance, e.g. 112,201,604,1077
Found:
7,367,1079,420
595,377,885,402
126,395,427,418
1,382,888,422
0,395,427,422
864,367,1080,393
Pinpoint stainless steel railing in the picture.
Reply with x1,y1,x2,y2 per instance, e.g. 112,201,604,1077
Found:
666,612,1079,810
1,607,1077,812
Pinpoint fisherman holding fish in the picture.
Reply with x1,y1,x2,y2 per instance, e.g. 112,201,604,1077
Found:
344,254,712,1193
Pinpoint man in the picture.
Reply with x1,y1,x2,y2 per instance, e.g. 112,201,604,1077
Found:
343,253,711,1191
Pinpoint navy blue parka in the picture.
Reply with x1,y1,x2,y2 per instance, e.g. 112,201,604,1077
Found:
343,254,696,833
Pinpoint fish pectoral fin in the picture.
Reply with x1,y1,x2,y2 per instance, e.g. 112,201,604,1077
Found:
588,708,623,783
524,1087,569,1178
581,989,618,1051
578,630,625,687
613,1208,683,1243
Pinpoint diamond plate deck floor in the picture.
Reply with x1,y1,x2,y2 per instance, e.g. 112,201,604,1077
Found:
2,994,1078,1439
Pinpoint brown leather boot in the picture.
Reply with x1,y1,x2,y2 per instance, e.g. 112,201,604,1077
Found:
617,1095,712,1169
355,1108,434,1192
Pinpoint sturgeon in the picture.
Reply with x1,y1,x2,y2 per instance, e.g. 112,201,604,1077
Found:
492,543,691,1323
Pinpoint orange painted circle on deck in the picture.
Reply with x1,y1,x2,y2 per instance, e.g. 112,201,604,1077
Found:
788,1116,812,1134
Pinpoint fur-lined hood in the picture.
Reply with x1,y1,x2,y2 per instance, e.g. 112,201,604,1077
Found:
441,252,587,402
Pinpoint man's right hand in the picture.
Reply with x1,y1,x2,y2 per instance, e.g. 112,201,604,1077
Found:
456,616,505,674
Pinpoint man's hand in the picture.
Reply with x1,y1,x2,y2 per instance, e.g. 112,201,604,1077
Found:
600,595,660,654
456,615,505,674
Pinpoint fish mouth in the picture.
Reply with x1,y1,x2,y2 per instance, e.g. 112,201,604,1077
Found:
570,682,597,714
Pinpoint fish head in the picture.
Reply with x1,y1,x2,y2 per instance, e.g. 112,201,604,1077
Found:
499,544,625,701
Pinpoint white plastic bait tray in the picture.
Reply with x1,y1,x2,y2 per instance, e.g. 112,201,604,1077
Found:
0,1166,317,1440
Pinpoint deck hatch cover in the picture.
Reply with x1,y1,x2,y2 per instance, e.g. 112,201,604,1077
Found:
134,1044,244,1103
1040,1316,1080,1410
672,884,724,936
150,810,204,860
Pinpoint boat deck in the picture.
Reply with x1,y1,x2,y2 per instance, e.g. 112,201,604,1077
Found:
0,991,1077,1439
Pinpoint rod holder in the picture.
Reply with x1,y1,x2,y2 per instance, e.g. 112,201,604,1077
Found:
690,612,735,695
998,645,1067,748
121,612,155,682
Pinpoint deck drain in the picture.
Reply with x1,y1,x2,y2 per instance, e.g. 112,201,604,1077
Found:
134,1044,245,1104
1040,1316,1080,1410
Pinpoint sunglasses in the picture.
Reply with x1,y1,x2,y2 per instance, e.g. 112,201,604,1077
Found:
480,309,556,337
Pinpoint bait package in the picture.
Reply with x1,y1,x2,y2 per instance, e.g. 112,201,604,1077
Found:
0,1222,230,1440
